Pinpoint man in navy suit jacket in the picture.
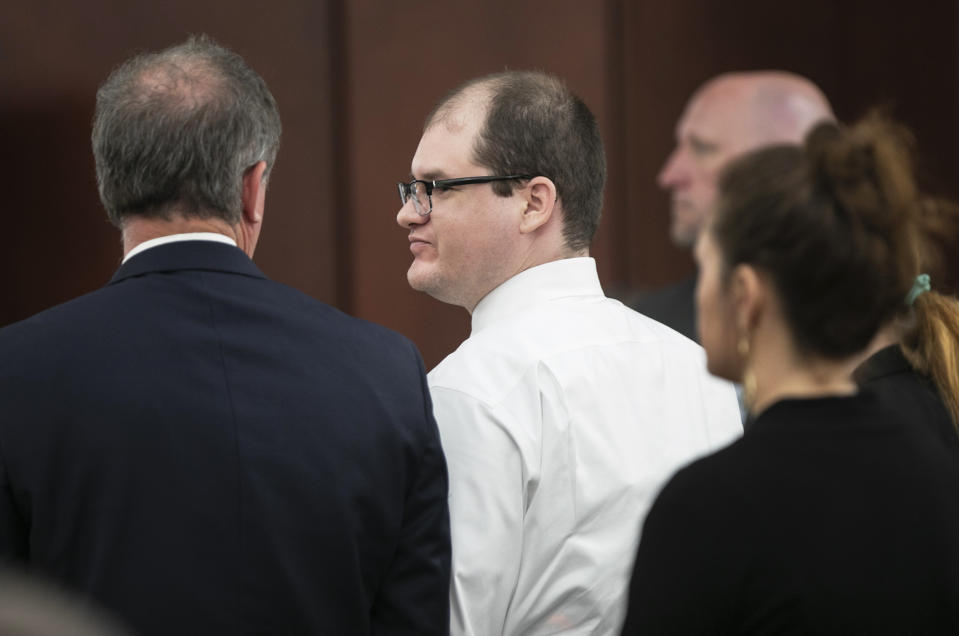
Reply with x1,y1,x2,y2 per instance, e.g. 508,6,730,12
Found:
0,35,450,635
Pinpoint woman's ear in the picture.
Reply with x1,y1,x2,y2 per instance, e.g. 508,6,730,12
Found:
730,263,764,333
518,176,557,235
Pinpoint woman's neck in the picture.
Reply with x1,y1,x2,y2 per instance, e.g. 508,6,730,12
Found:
747,328,859,416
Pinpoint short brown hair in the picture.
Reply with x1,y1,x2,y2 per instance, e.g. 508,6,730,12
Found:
427,71,606,252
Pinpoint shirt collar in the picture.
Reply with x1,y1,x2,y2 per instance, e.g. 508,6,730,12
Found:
471,257,603,334
123,232,238,263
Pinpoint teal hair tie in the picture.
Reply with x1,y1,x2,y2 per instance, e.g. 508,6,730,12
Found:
905,273,931,307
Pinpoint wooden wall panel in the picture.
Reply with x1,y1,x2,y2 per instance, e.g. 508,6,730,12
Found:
4,0,958,368
619,0,959,295
342,0,620,367
1,0,340,323
620,0,845,293
832,1,959,293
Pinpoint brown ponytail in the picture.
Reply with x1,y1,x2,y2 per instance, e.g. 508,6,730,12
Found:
901,287,959,428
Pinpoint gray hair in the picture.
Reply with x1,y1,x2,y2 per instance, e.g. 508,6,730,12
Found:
92,34,281,226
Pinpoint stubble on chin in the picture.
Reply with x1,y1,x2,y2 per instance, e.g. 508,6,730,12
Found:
407,262,469,308
670,225,697,249
407,262,443,297
406,263,428,292
670,205,704,249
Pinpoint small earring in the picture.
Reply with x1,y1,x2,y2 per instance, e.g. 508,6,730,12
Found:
737,335,750,357
742,368,757,412
737,332,756,411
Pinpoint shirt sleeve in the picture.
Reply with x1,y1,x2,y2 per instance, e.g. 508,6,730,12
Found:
371,344,452,636
430,385,526,636
702,374,745,448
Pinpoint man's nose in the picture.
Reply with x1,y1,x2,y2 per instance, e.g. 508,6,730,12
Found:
657,148,687,190
396,198,427,228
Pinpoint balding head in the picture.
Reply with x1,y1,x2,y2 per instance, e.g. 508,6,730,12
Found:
420,70,606,252
659,71,834,247
92,35,281,228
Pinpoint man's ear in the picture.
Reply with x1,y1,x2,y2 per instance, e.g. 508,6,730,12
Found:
518,176,557,234
730,263,764,333
242,161,268,224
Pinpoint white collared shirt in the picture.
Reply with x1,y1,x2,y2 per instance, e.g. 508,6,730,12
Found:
428,257,742,636
122,232,238,263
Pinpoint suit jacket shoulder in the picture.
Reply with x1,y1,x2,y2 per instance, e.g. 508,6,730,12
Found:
629,275,697,342
0,241,450,636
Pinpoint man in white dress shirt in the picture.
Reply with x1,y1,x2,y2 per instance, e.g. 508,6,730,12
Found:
396,70,742,635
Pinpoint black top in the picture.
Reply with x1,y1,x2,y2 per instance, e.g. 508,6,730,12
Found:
0,242,451,636
622,392,959,635
629,275,698,342
853,344,958,452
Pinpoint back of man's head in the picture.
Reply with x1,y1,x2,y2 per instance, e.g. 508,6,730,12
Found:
427,70,606,252
660,70,834,247
92,35,281,228
702,71,834,147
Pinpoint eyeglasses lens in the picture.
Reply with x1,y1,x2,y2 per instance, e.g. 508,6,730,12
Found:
398,181,432,216
412,182,430,215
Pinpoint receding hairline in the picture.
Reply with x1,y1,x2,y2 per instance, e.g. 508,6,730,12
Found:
424,79,496,134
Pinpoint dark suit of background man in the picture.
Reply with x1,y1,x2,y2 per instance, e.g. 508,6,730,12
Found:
631,71,834,341
0,35,450,636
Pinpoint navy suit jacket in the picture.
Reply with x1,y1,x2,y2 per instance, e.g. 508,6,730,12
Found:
629,275,698,343
0,241,450,635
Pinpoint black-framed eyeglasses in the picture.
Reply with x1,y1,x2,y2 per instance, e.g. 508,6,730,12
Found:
397,175,534,216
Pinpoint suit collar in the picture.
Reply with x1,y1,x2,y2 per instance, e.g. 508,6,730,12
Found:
109,240,267,285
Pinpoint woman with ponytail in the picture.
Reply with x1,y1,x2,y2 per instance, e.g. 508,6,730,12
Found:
621,115,959,635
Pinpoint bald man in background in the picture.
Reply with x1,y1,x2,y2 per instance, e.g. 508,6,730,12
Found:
631,71,834,341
